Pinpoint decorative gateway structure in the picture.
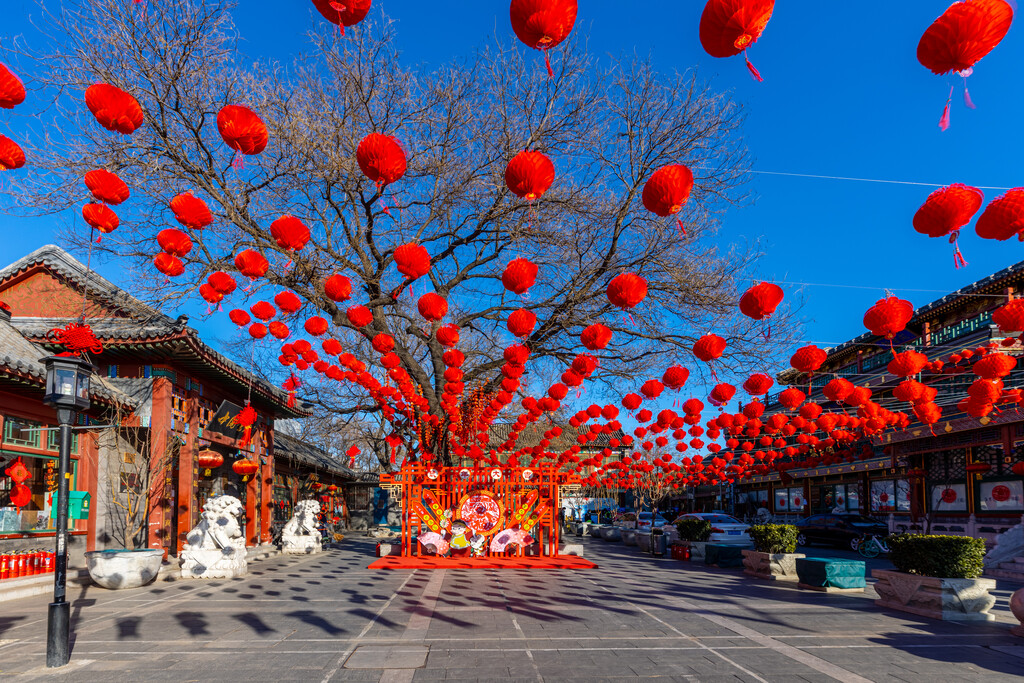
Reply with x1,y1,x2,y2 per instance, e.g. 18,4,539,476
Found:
377,462,593,568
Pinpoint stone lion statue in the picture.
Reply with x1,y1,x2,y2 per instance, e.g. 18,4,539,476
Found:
180,495,247,579
282,499,323,554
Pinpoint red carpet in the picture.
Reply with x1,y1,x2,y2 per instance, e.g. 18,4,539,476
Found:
368,555,597,569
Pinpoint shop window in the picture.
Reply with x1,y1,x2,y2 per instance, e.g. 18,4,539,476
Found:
978,480,1024,512
0,454,76,533
3,418,42,448
930,483,967,512
774,487,805,512
871,479,910,513
46,429,79,454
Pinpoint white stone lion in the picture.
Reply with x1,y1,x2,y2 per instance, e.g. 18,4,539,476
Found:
180,495,247,579
282,499,322,554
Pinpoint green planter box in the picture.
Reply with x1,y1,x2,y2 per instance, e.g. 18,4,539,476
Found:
796,557,866,591
704,544,744,568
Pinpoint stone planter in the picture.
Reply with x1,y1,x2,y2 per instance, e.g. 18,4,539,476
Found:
85,549,163,590
742,550,805,581
588,524,604,538
622,529,637,546
599,526,622,542
684,541,707,560
636,532,652,552
1010,587,1024,637
872,569,997,622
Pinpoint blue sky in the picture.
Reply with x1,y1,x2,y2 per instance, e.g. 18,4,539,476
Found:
1,0,1022,365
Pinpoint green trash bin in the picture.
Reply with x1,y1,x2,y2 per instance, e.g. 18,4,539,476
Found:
796,557,866,590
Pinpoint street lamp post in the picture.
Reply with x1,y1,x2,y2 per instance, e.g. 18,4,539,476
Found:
40,355,93,669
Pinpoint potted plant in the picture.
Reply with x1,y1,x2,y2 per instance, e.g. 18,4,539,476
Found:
675,518,712,560
742,524,804,581
872,534,995,621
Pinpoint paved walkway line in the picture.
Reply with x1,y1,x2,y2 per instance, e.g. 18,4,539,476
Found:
319,570,418,683
493,570,544,683
402,569,446,638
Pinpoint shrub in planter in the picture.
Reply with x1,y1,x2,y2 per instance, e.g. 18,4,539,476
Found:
747,524,798,554
676,518,712,543
887,534,985,579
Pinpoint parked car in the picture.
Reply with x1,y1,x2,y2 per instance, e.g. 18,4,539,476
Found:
671,513,751,545
795,513,889,550
636,512,668,530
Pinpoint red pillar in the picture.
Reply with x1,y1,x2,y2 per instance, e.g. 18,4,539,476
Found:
147,377,174,552
78,431,99,552
260,428,275,544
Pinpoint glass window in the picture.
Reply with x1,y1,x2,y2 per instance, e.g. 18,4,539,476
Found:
979,480,1024,511
0,454,76,533
46,429,79,454
774,487,805,512
931,483,967,512
3,418,41,448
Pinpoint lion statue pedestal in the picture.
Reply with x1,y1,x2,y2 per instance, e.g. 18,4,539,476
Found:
282,499,322,555
179,495,247,579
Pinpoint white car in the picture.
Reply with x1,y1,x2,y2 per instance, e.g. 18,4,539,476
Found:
673,513,751,545
636,512,669,530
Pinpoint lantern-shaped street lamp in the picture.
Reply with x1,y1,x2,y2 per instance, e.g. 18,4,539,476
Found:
40,355,93,668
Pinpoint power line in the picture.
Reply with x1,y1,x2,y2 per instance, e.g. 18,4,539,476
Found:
720,167,1017,192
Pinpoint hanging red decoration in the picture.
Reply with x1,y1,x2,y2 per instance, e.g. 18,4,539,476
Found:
347,305,374,328
739,282,783,320
82,203,119,236
157,228,192,257
693,334,726,362
170,192,213,230
975,188,1024,241
269,321,290,340
973,352,1017,379
324,274,353,302
507,308,537,337
305,316,329,337
270,215,311,252
248,323,268,339
581,323,612,350
502,258,539,295
418,293,448,322
229,309,251,327
437,324,460,347
0,63,26,109
232,458,259,481
0,135,25,170
84,169,129,205
642,164,694,233
208,272,237,295
789,345,827,374
505,151,555,200
641,379,665,399
509,0,579,78
4,457,31,484
888,350,928,378
606,273,648,310
993,299,1024,333
699,0,775,81
153,253,184,277
250,301,277,321
197,450,224,476
778,387,806,411
662,366,689,391
275,291,302,314
709,383,736,405
311,0,372,34
234,250,269,279
357,133,407,188
913,183,984,267
372,334,395,354
200,283,224,307
9,483,30,509
742,373,773,396
394,243,431,280
217,105,268,159
863,295,914,339
85,83,144,135
47,322,103,356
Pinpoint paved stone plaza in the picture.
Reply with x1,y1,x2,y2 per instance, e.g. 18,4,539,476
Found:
1,537,1022,682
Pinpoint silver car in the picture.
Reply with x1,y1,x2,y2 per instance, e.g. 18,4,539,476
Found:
673,513,751,545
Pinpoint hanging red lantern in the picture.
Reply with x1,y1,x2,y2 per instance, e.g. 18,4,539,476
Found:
502,258,539,295
394,243,431,280
642,164,694,232
269,321,290,339
888,350,928,377
913,183,984,267
509,0,578,78
507,308,537,337
918,0,1013,131
170,192,213,230
82,203,119,235
0,63,26,109
975,188,1024,241
84,169,129,205
232,458,259,481
235,249,269,279
417,293,448,322
85,83,144,135
699,0,775,81
270,215,311,252
9,483,30,509
662,366,689,391
893,379,926,403
742,373,773,396
305,316,329,337
217,104,268,159
1012,461,1024,476
709,383,736,405
248,323,268,339
693,334,726,362
973,352,1017,379
739,282,783,320
275,291,302,314
357,133,407,188
371,334,394,354
607,273,647,310
581,323,612,350
641,379,664,399
346,305,373,328
437,324,460,347
622,393,642,411
505,150,555,200
0,135,25,170
311,0,372,34
790,345,827,374
229,309,251,326
196,286,221,307
208,272,237,295
324,274,352,302
197,450,224,476
778,387,806,411
250,301,277,321
153,253,184,277
863,295,914,339
157,228,193,257
993,299,1024,333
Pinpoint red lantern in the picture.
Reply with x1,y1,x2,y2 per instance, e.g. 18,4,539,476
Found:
311,0,372,34
966,461,992,474
324,274,352,302
993,299,1024,333
888,350,928,377
975,188,1024,241
709,383,736,405
742,373,773,396
778,387,806,411
437,324,460,347
84,169,129,205
581,323,612,350
235,249,269,279
346,305,373,327
305,316,329,336
371,334,394,354
356,133,407,187
269,321,290,339
417,293,448,322
232,458,259,481
509,0,578,78
85,83,144,135
973,352,1017,379
893,379,926,403
229,309,251,326
622,393,642,411
208,272,237,295
197,450,224,476
913,183,984,267
394,243,431,280
271,215,310,252
790,345,827,374
642,164,694,232
157,228,193,257
275,291,302,314
502,258,539,295
217,104,268,158
863,295,914,339
699,0,775,81
505,151,555,200
0,63,26,109
507,308,537,337
153,253,184,277
0,135,25,170
250,301,276,321
1012,461,1024,476
739,282,783,320
606,273,647,310
693,334,726,362
9,483,30,509
170,192,213,230
248,323,268,339
662,366,689,391
82,203,119,235
641,380,664,399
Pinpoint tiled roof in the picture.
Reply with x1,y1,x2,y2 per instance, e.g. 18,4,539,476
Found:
273,431,379,483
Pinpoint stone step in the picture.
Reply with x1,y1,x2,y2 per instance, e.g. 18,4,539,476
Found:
1012,556,1024,565
985,567,1024,583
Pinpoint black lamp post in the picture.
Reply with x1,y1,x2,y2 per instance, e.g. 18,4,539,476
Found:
40,355,93,668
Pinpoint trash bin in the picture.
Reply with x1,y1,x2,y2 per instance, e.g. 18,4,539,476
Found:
651,528,667,556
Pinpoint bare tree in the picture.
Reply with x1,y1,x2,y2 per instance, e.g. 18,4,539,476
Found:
10,0,799,467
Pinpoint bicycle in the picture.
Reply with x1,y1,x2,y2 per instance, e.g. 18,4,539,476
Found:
857,533,890,559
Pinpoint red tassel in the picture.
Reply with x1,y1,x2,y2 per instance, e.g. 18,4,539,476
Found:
232,151,244,169
963,85,976,110
676,217,686,237
543,50,554,79
744,51,763,82
239,426,252,449
939,85,953,131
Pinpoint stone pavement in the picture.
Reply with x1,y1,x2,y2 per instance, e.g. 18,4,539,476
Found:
0,536,1022,682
